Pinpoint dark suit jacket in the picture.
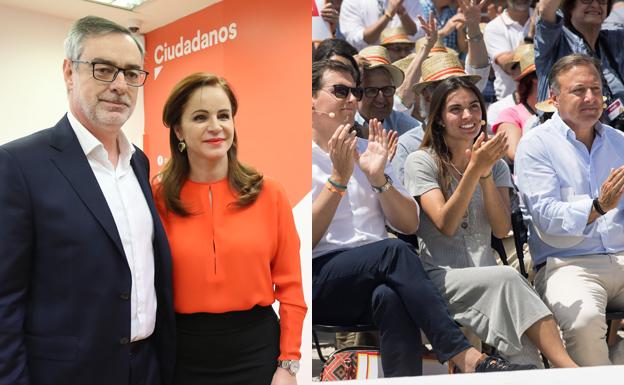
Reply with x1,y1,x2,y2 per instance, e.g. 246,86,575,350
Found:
0,115,175,385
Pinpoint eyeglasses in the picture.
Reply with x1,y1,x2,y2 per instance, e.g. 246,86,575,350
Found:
72,60,149,87
322,84,364,101
363,86,396,98
578,0,607,4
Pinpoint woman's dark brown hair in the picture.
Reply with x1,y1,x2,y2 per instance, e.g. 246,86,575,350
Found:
420,77,487,198
517,71,537,106
156,72,263,216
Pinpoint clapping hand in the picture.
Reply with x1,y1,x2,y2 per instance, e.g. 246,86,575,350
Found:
355,119,391,185
597,166,624,212
457,0,486,26
388,130,399,162
387,0,405,16
328,123,357,184
320,1,339,26
466,131,508,178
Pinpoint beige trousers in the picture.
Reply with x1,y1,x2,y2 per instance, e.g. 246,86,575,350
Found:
534,253,624,365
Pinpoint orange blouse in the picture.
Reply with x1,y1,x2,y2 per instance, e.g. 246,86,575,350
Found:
155,176,307,360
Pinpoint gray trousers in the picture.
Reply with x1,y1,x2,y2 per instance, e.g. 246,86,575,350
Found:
428,265,551,367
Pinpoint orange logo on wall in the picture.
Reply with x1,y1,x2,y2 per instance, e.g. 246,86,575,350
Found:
143,0,310,207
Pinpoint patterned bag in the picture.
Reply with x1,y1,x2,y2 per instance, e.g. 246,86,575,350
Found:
320,346,383,381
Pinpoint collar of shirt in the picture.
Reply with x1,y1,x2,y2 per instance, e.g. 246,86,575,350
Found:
67,110,135,171
551,111,605,141
501,8,534,27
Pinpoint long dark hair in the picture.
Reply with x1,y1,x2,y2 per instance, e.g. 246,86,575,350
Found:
420,77,487,198
156,73,263,216
517,72,537,107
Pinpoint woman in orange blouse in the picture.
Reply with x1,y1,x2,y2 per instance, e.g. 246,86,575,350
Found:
154,73,307,385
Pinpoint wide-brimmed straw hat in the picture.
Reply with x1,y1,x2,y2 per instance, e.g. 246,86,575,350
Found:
502,43,536,81
535,98,557,113
414,37,458,57
392,53,416,72
381,26,414,46
412,52,481,93
359,45,405,86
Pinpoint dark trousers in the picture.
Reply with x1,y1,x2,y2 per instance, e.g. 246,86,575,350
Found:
313,239,471,377
129,337,161,385
174,306,279,385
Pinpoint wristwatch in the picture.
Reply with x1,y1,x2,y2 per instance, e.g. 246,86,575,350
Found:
277,360,300,376
371,174,393,193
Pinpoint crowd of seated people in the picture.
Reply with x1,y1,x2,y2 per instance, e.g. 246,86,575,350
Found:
312,0,624,378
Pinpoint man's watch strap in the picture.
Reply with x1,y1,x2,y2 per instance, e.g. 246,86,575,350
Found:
593,198,607,215
371,174,393,193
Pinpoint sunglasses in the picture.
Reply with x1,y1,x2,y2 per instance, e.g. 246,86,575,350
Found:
363,86,396,98
578,0,607,4
323,84,364,101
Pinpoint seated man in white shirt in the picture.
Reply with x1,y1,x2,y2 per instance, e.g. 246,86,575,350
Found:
515,53,624,366
312,58,534,376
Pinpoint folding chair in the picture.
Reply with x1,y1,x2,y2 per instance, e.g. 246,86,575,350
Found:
313,323,378,363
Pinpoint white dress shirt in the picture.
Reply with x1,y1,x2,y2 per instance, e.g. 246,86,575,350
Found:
339,0,424,50
312,138,418,258
68,111,157,341
484,9,533,99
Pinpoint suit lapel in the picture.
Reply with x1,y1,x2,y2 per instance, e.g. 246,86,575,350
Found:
48,115,127,259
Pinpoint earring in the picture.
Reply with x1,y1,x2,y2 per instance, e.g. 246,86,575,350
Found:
480,120,486,126
602,103,608,109
178,140,186,153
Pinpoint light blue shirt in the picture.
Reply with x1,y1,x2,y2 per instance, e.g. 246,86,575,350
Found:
515,112,624,265
355,109,422,137
392,125,425,185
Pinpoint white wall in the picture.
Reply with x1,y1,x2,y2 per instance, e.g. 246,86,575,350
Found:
0,4,145,147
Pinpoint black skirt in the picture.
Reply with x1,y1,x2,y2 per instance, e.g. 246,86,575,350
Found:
174,305,280,385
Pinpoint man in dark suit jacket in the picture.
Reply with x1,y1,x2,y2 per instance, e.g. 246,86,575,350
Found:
0,16,175,385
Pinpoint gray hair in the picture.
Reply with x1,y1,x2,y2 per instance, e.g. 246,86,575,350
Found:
548,53,601,95
64,16,144,60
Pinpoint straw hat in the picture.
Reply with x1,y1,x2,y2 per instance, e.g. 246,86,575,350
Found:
535,98,557,113
412,52,481,93
502,44,535,81
536,95,608,113
381,26,414,45
414,37,458,57
359,45,405,86
392,53,416,72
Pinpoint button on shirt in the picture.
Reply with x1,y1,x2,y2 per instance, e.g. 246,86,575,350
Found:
68,111,157,341
515,112,624,265
312,138,418,258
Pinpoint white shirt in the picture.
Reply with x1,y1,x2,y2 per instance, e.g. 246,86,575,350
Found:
484,9,533,99
339,0,424,50
312,138,418,258
68,111,157,341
